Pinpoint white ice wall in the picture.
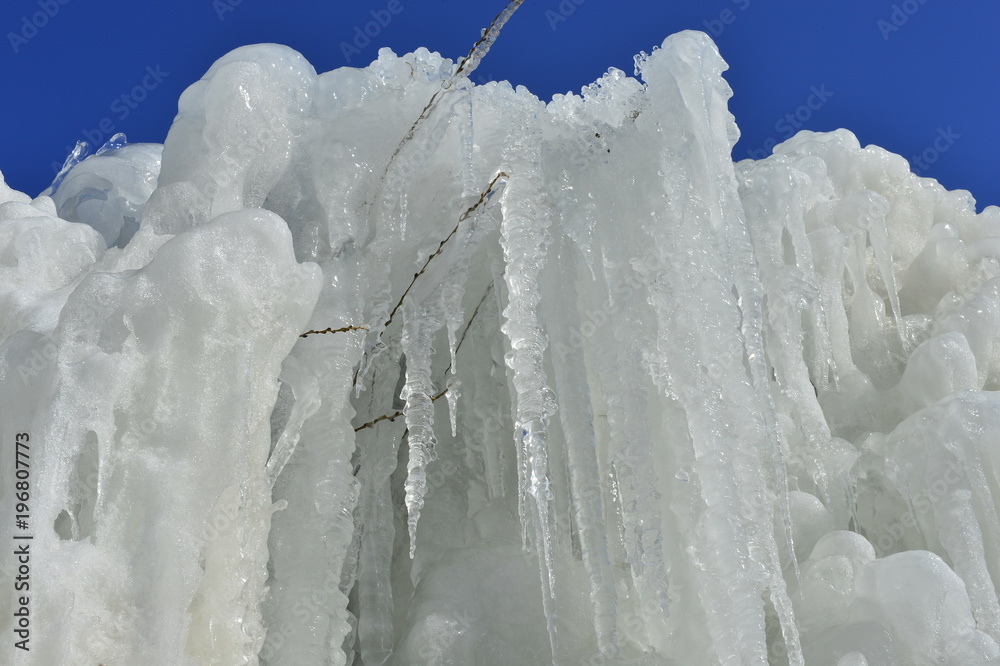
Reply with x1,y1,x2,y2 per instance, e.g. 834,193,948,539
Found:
2,28,1000,666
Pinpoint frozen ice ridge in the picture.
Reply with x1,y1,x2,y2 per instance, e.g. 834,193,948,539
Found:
3,27,1000,666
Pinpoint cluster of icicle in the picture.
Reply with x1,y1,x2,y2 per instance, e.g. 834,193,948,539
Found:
3,26,1000,666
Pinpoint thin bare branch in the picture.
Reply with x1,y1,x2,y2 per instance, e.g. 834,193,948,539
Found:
354,386,450,432
443,280,495,377
384,1,526,174
383,171,509,331
455,1,526,78
353,273,502,434
311,171,509,351
299,325,369,338
460,171,509,221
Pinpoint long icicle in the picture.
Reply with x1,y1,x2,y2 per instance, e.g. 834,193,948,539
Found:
498,121,561,659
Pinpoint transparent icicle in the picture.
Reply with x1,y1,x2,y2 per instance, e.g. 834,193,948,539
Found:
399,188,409,240
265,354,321,489
471,277,511,504
590,239,672,648
542,232,620,654
351,339,415,666
504,313,532,553
716,115,803,603
498,119,560,655
442,281,465,391
458,88,478,198
445,376,461,437
439,180,507,443
399,302,443,558
354,424,398,664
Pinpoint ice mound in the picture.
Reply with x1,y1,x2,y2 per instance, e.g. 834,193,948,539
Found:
2,25,1000,666
45,138,163,249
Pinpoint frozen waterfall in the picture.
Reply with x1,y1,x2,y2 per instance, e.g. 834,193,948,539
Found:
3,26,1000,666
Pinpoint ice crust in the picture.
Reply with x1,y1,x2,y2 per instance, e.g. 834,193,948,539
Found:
2,29,1000,666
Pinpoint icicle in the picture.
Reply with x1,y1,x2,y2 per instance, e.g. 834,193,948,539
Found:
442,281,465,384
553,169,597,279
877,394,1000,642
44,139,91,196
437,176,508,441
399,188,409,240
497,117,560,656
355,424,399,664
835,191,898,388
352,345,412,666
858,192,904,354
721,146,803,600
265,355,322,488
458,88,478,198
639,32,802,664
542,231,620,654
737,159,844,523
445,376,461,437
400,301,444,558
589,238,672,649
466,279,511,505
262,336,362,666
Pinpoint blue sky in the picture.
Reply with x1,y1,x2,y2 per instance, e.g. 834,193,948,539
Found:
2,0,998,210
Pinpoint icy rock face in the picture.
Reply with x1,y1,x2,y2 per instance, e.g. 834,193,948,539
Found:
2,27,1000,666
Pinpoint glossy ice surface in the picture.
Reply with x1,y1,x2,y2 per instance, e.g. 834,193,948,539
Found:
2,29,1000,665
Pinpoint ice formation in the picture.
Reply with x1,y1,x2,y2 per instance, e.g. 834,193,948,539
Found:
2,24,1000,666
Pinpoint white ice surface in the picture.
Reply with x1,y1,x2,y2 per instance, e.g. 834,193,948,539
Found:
2,29,1000,666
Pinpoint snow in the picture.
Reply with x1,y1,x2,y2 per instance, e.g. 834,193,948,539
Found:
2,26,1000,666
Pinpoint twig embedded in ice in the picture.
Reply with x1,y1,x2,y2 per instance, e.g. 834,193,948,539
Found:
443,280,496,377
353,386,450,432
317,171,508,364
382,171,510,333
383,1,526,175
299,173,508,344
299,325,369,338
